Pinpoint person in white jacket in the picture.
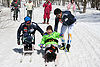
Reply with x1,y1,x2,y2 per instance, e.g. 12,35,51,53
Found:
24,0,34,19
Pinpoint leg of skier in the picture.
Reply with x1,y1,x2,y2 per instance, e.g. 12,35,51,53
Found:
13,9,16,20
43,13,46,24
16,9,18,20
47,13,50,24
60,25,68,50
30,10,32,20
67,23,74,51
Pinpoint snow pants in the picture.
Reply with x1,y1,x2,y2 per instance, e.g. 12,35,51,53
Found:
61,23,74,44
27,10,32,19
13,8,18,19
43,12,50,19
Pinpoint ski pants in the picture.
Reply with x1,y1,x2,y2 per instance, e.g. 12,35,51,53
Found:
43,12,50,19
13,8,18,19
61,23,74,44
27,10,32,19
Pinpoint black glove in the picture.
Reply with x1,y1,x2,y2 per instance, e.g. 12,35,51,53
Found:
17,39,20,45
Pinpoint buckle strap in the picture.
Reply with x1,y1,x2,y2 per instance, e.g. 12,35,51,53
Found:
45,38,58,43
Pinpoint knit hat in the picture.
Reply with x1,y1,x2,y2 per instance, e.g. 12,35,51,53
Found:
24,16,31,24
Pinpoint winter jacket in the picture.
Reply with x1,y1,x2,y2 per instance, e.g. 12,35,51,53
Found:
54,11,76,31
43,1,52,14
17,22,44,40
11,1,20,8
40,31,63,47
25,2,33,10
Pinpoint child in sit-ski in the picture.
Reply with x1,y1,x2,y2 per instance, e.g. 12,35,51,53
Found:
39,25,64,66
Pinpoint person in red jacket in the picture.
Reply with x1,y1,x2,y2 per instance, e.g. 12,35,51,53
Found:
43,0,52,24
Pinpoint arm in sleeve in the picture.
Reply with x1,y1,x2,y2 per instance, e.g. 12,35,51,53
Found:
11,2,14,6
40,36,45,45
67,3,71,10
43,3,45,7
24,3,27,6
54,17,59,32
73,3,76,11
49,3,52,11
36,23,44,36
17,24,22,40
55,32,63,38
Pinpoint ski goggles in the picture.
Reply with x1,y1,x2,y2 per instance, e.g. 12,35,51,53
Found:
26,21,31,24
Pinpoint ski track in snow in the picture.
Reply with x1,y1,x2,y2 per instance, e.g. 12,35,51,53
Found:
0,1,100,67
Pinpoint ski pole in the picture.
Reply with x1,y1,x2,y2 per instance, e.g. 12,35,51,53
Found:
19,8,21,21
10,1,12,20
33,7,34,21
10,6,12,20
24,6,25,17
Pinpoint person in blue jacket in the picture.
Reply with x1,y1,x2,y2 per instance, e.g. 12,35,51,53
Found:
54,8,76,52
17,16,44,50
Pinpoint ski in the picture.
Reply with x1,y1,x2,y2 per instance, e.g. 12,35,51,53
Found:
20,52,24,63
20,52,33,63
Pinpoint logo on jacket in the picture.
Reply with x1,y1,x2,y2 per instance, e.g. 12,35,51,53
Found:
24,27,27,32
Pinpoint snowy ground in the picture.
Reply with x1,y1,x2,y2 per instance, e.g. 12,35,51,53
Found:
0,1,100,67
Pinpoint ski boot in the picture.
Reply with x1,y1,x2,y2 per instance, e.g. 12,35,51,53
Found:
13,17,15,20
60,43,70,52
66,44,70,52
47,22,49,24
43,19,46,24
59,43,65,50
47,19,49,24
42,22,45,24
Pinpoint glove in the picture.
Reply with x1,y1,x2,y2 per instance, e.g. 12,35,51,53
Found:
50,11,52,14
18,8,20,12
45,2,48,4
17,39,20,45
60,33,64,37
38,44,43,48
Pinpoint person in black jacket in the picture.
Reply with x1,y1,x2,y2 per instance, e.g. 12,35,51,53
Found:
17,16,44,50
54,8,76,52
11,0,20,20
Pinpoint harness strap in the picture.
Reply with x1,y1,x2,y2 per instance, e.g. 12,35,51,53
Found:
45,38,58,43
45,45,58,53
